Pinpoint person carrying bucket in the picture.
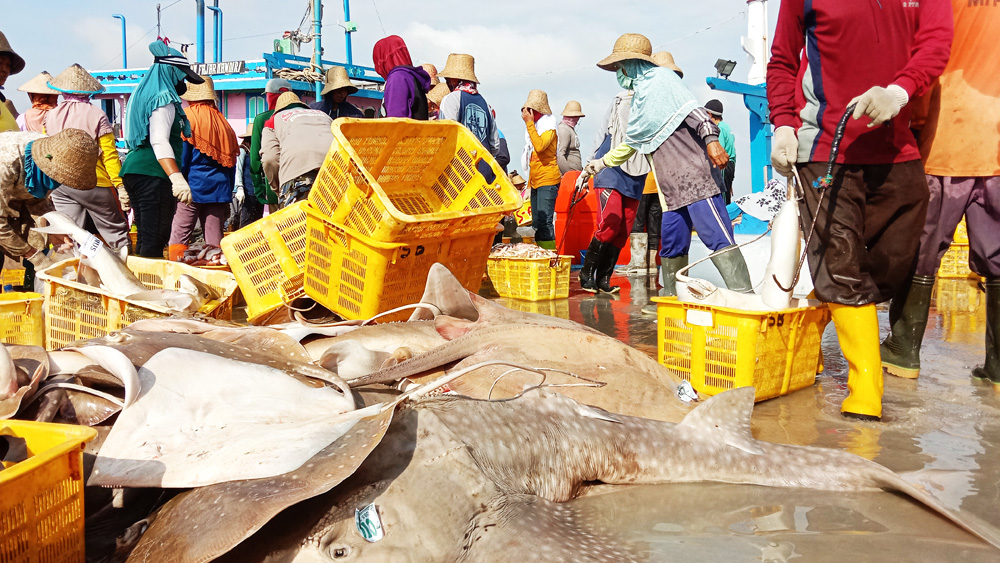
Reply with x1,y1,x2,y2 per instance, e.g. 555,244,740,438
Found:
581,34,752,310
768,0,952,420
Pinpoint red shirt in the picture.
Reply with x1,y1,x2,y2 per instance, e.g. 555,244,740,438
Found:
767,0,952,165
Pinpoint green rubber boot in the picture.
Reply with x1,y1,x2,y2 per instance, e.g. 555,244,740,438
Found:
972,279,1000,384
537,239,557,250
880,275,935,379
711,245,753,292
641,255,688,316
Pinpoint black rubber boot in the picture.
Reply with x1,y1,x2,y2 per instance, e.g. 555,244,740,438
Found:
579,238,601,293
640,255,688,316
973,279,1000,384
596,242,622,294
711,245,753,292
880,275,935,379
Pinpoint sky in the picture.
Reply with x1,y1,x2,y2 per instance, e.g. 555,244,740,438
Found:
3,0,779,199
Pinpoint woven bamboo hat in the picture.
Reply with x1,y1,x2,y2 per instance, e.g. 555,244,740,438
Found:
48,64,104,95
652,51,683,78
180,75,218,103
509,171,526,186
320,66,359,96
274,91,306,113
0,31,25,76
240,124,253,138
597,33,655,71
562,101,585,118
18,72,58,95
31,129,99,190
426,82,451,107
439,54,480,84
522,89,552,115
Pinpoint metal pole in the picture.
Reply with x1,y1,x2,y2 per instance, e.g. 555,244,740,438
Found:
195,0,205,64
343,0,353,65
112,14,127,68
207,4,222,62
313,0,323,97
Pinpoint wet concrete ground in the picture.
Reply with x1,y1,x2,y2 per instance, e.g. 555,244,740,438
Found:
495,272,999,561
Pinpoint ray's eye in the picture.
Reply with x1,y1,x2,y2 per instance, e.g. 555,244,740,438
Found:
329,545,351,559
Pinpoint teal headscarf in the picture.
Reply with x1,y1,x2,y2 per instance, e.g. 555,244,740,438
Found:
620,60,699,154
124,41,192,150
22,141,60,198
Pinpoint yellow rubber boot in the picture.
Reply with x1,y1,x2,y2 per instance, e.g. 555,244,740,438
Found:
829,303,883,420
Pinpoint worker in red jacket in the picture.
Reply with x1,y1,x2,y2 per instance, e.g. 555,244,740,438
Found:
767,0,952,421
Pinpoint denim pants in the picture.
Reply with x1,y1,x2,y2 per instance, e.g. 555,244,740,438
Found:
530,184,559,242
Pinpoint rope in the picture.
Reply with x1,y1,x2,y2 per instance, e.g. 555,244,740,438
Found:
273,65,325,83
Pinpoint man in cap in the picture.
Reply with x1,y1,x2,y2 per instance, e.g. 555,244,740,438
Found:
249,77,293,214
310,66,364,120
261,92,334,207
15,72,58,133
0,30,25,132
557,101,584,175
438,54,500,159
704,99,735,204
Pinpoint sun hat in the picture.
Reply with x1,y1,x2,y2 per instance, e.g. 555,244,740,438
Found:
274,91,307,113
0,31,25,75
265,78,292,94
152,52,204,84
180,75,218,103
18,72,58,95
439,54,480,84
597,33,656,71
47,64,105,95
31,128,99,190
509,171,526,186
704,99,724,117
240,123,253,138
651,51,684,78
522,90,552,115
562,101,585,118
320,66,359,97
426,82,451,107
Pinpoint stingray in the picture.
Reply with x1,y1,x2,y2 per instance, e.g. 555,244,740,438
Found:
0,344,49,419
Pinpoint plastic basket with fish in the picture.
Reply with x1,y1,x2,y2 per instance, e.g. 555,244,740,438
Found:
37,256,239,350
309,118,522,244
487,255,572,301
0,420,97,563
938,243,980,279
2,267,25,288
221,201,309,324
653,297,831,402
0,292,44,347
303,205,492,322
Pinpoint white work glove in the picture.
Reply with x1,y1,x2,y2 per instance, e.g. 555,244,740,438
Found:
117,187,130,213
169,172,193,205
234,186,245,205
850,85,909,128
583,158,607,177
770,126,799,178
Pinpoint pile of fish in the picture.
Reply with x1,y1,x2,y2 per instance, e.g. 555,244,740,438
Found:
3,264,1000,561
490,242,558,259
174,243,227,267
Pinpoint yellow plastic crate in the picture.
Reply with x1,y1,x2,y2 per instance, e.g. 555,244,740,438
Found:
938,243,978,279
303,205,492,322
953,217,968,244
487,255,572,301
0,292,44,347
309,118,522,244
2,268,26,288
0,420,97,563
654,297,831,402
37,256,239,350
221,201,309,324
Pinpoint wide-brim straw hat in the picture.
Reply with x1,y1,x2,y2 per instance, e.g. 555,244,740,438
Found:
522,89,552,115
426,82,451,107
274,91,306,113
18,72,58,95
321,66,359,97
31,129,99,190
597,33,656,71
652,51,684,78
509,172,526,186
0,31,25,75
240,124,253,138
180,75,218,103
439,53,480,84
562,100,585,118
48,63,105,95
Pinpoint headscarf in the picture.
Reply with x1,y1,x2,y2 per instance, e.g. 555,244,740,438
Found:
43,94,113,140
183,101,240,168
622,60,698,154
18,96,57,133
372,36,412,79
124,41,192,150
22,142,60,198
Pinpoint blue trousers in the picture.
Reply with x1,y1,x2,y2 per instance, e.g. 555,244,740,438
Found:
530,184,559,242
659,194,736,258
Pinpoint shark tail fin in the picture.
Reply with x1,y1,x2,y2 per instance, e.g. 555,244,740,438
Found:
675,387,763,455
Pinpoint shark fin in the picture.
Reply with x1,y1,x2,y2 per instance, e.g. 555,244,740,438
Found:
69,345,140,408
576,403,622,424
676,387,763,455
434,315,475,340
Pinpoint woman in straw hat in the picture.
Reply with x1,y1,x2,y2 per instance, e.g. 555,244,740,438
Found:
15,72,58,133
44,63,130,252
166,76,239,261
0,30,25,133
0,129,98,266
261,92,334,207
310,66,364,120
426,82,450,120
557,101,585,175
520,89,560,250
372,36,431,119
438,54,501,159
119,40,205,258
581,33,751,309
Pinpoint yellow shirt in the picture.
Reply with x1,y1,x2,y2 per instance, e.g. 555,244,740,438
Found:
96,133,123,189
526,121,560,188
0,102,18,133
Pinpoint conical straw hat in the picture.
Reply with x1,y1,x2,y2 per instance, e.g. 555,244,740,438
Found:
597,33,655,71
180,75,218,103
48,64,104,95
439,53,480,84
426,82,451,107
320,66,359,96
562,100,585,118
0,31,25,75
31,128,99,190
652,51,683,78
522,90,552,115
18,72,58,95
274,91,306,113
